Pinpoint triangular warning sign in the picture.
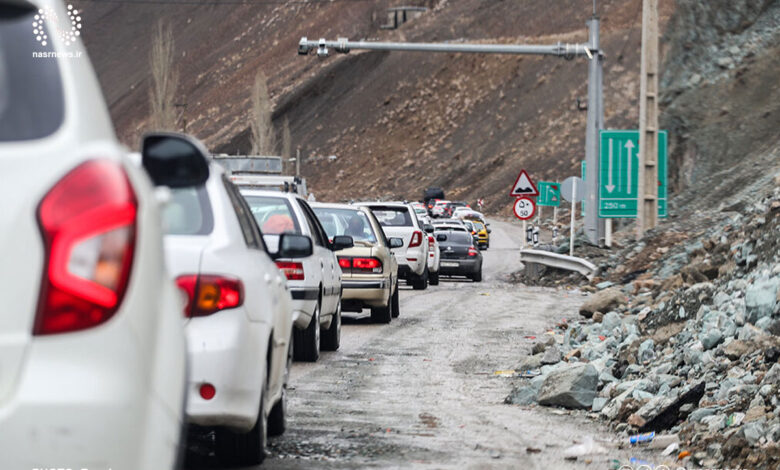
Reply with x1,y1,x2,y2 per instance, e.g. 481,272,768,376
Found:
509,169,539,197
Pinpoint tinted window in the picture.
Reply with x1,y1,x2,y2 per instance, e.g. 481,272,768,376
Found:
163,187,214,235
370,206,413,227
313,207,377,244
439,232,473,245
0,6,64,141
243,195,302,235
222,177,262,249
296,199,328,247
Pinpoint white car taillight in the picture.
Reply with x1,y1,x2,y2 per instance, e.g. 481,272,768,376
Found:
35,160,137,335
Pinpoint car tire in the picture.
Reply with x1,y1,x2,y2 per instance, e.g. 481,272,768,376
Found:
429,270,439,286
215,373,267,466
321,302,341,351
293,302,320,362
390,285,400,318
471,268,483,282
268,338,292,437
370,295,392,324
412,266,429,290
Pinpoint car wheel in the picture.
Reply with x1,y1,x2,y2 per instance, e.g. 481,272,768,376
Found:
471,268,483,282
293,302,320,362
390,285,400,318
370,294,392,324
321,302,341,351
429,270,439,286
215,372,268,466
412,266,428,290
268,338,292,437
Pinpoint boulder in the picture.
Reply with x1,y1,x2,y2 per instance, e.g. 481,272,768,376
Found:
579,288,627,318
541,345,562,365
745,278,779,323
538,363,598,409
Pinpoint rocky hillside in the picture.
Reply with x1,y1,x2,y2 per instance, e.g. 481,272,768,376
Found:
81,0,678,215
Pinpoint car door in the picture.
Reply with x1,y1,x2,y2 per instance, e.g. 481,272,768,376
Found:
295,198,338,317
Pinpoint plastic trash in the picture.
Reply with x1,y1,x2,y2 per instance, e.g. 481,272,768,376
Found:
629,431,655,445
563,437,607,457
662,442,680,456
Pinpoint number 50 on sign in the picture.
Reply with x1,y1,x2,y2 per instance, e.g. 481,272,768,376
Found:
513,197,536,220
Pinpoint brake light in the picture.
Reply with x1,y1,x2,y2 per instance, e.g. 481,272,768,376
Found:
353,257,382,273
175,274,244,317
276,261,304,281
34,160,137,335
468,247,479,257
338,257,352,269
409,230,423,248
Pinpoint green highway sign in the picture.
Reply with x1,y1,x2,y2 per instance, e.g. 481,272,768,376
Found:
537,181,561,207
598,130,668,218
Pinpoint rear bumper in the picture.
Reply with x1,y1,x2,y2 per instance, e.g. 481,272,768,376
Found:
342,278,390,310
185,308,268,431
439,258,481,275
0,322,184,470
288,290,318,329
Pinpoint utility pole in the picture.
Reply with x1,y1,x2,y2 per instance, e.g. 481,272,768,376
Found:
298,26,605,245
637,0,659,239
296,147,301,177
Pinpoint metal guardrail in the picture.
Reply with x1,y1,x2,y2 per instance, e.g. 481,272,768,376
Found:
519,249,597,280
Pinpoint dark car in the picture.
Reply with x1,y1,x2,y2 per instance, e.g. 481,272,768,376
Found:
435,230,483,282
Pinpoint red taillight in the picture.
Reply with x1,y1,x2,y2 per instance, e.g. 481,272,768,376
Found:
409,231,423,248
353,257,382,273
468,247,479,257
35,160,137,335
428,235,435,248
338,257,352,269
276,261,304,281
175,274,244,317
200,383,216,400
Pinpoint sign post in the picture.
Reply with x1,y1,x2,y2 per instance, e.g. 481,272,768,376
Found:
561,176,584,257
538,181,561,243
512,170,538,249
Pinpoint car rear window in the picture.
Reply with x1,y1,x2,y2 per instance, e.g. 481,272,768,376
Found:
370,206,413,227
243,195,302,235
163,187,214,235
0,5,64,142
441,232,473,244
313,207,377,244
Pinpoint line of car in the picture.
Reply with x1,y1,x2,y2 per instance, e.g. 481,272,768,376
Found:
0,3,493,467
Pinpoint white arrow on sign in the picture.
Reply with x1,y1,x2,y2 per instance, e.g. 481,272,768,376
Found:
625,139,635,194
605,138,615,193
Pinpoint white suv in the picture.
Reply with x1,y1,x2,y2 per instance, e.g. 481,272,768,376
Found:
0,3,198,467
240,189,352,362
357,202,430,290
163,165,304,465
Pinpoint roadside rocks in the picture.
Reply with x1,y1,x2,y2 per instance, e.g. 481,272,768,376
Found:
579,288,627,318
537,363,598,409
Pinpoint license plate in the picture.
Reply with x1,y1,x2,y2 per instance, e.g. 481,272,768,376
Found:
441,261,459,267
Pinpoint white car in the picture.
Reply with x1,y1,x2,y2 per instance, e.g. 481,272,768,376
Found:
240,189,352,362
163,164,303,465
0,3,196,467
431,199,451,218
426,228,441,286
357,202,430,290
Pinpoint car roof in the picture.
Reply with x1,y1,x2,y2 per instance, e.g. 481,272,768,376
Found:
239,188,301,201
355,201,410,209
309,202,357,210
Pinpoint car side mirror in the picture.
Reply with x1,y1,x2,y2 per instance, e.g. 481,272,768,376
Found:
389,237,404,249
436,233,447,242
274,234,313,259
141,133,210,188
424,224,435,234
331,235,354,251
487,228,492,233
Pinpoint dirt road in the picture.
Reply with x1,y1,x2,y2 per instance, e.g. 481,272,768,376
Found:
196,220,648,469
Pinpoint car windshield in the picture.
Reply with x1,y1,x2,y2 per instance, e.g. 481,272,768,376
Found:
370,207,413,227
473,222,485,231
163,187,215,235
243,195,302,235
0,5,64,141
314,207,377,244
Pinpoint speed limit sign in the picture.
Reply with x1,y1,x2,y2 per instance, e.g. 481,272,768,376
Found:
513,197,536,220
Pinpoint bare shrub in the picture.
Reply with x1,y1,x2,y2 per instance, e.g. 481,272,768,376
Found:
148,21,178,130
250,71,275,155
